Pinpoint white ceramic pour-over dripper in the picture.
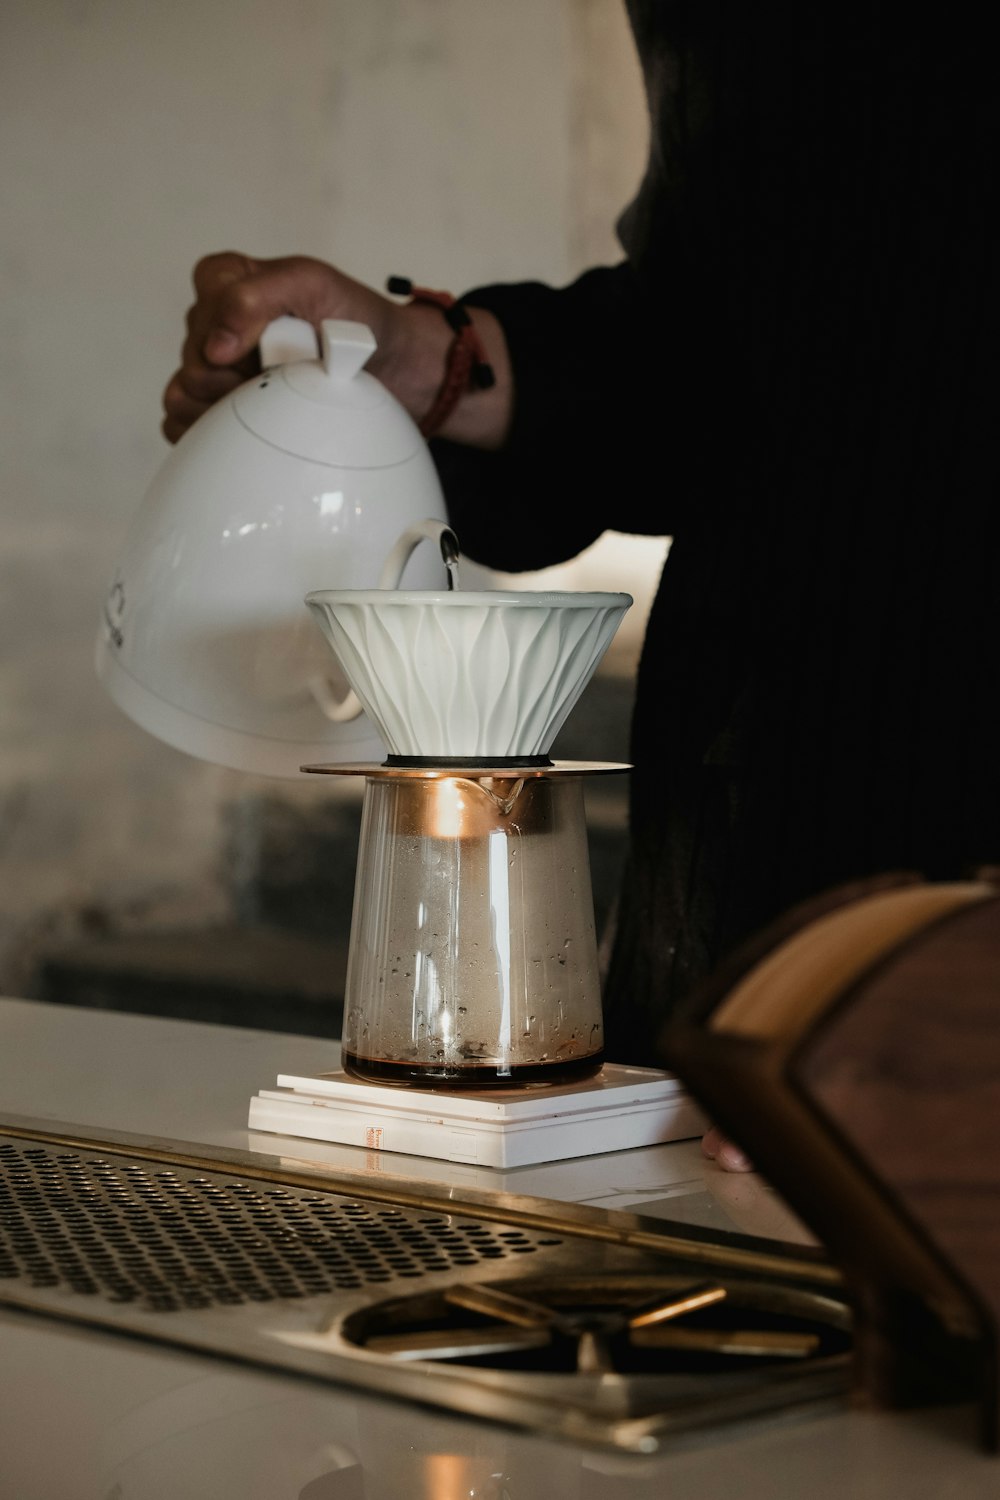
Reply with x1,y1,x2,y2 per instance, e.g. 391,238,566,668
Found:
305,570,632,761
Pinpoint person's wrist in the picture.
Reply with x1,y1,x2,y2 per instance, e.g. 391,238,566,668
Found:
374,300,511,449
434,305,511,447
370,301,453,421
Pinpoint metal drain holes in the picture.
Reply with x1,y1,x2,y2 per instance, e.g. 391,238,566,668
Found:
1,1143,562,1313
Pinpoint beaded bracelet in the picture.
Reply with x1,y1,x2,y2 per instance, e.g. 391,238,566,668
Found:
386,276,496,437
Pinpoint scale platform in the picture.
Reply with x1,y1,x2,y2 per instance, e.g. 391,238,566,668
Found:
248,1064,706,1169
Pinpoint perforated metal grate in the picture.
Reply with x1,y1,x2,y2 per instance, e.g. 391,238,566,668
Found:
0,1142,560,1313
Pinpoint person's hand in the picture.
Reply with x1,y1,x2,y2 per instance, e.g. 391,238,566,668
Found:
161,252,407,443
701,1125,754,1173
161,250,512,448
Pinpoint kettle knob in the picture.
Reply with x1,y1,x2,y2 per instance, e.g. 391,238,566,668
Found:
256,317,378,384
320,320,377,382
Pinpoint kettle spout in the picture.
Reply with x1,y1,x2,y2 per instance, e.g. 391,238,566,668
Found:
378,518,462,590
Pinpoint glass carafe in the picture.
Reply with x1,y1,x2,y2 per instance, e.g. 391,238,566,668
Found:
341,770,605,1086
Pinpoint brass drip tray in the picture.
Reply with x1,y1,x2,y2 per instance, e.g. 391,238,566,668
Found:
0,1115,851,1455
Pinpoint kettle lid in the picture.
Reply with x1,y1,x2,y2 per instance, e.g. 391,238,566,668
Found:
233,319,424,467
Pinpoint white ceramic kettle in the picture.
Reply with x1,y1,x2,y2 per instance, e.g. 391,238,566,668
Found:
95,318,449,776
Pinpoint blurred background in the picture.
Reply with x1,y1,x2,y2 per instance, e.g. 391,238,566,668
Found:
0,0,666,1033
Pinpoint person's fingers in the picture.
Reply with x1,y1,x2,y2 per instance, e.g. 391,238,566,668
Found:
160,383,212,444
162,412,195,445
161,380,207,427
167,295,257,433
192,250,259,300
161,365,244,442
161,250,401,440
701,1125,754,1173
194,254,368,367
172,340,251,402
716,1139,754,1173
185,251,263,364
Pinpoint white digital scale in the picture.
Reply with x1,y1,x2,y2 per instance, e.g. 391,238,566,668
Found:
248,1064,706,1170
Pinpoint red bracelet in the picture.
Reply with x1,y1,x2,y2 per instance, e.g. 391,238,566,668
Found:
387,277,495,438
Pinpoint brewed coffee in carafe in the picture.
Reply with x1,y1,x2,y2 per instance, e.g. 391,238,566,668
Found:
342,771,604,1085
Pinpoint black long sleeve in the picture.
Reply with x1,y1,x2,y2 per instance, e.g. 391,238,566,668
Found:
428,2,1000,1063
433,262,713,572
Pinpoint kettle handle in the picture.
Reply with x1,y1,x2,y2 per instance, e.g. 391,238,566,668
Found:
309,673,366,723
258,316,319,368
310,520,460,724
258,317,378,379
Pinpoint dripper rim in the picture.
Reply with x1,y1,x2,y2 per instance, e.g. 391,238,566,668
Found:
304,588,633,609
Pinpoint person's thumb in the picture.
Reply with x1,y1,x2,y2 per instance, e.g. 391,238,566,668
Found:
197,254,348,366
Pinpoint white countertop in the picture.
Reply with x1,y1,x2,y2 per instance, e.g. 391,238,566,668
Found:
0,997,994,1499
0,997,812,1238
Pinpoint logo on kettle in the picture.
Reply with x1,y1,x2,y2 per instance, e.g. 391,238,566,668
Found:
103,574,126,650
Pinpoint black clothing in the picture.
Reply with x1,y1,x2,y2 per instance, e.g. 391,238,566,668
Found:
435,4,1000,1064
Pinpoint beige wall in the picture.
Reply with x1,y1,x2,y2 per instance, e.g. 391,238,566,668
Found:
0,0,651,991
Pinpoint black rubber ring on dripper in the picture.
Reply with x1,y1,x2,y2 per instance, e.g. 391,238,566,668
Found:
383,755,554,769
